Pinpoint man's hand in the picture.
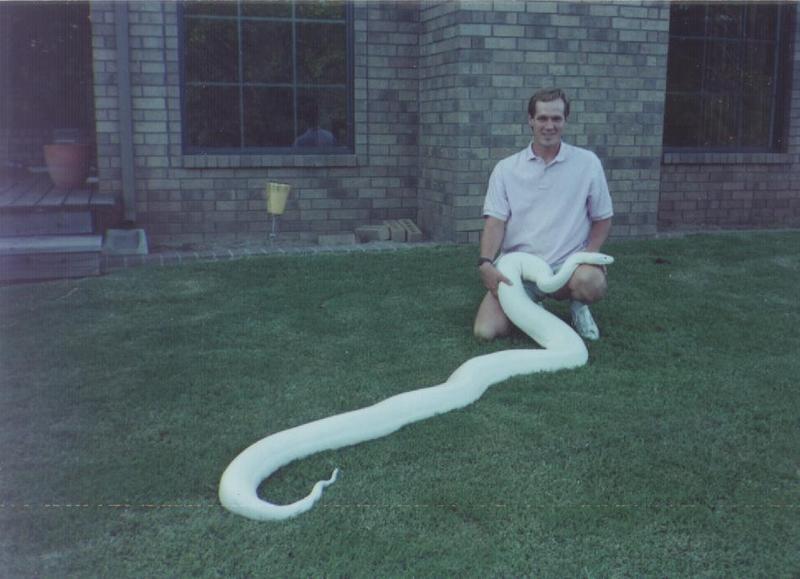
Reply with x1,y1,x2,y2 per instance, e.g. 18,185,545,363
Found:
479,262,513,298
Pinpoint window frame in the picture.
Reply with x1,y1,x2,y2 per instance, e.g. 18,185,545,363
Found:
663,2,795,154
178,1,355,156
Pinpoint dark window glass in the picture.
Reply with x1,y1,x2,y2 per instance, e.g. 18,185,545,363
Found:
180,0,352,153
185,86,240,148
664,93,702,147
241,1,291,18
296,23,347,84
669,4,705,36
296,1,346,20
296,88,347,146
183,1,237,17
666,38,703,92
241,21,292,83
707,4,744,38
243,87,294,147
664,2,793,151
184,19,239,83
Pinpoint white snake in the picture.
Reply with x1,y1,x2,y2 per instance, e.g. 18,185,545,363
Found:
219,251,614,521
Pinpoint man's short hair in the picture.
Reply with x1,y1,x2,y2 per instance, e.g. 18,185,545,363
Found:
528,88,570,119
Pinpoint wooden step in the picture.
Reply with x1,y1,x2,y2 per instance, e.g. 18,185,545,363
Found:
0,235,102,282
0,208,94,236
0,172,121,237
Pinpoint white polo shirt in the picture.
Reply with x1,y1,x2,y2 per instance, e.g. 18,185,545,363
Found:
483,141,613,268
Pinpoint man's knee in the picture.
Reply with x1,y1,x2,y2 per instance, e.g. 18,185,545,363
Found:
473,313,511,341
473,293,511,340
568,265,607,303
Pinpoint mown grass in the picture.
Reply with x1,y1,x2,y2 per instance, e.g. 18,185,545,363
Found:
1,232,798,577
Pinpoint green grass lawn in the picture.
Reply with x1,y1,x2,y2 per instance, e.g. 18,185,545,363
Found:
1,232,798,576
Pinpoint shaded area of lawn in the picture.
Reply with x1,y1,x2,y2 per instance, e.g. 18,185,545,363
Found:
1,232,798,576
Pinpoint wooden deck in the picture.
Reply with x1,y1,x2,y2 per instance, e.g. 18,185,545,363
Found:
0,172,118,237
0,171,121,281
0,171,114,211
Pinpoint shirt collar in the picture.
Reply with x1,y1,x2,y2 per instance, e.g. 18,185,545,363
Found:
527,141,570,163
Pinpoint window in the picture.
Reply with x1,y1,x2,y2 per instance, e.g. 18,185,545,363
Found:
664,2,794,151
180,1,353,153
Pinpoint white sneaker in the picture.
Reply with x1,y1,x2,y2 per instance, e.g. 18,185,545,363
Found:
571,302,600,341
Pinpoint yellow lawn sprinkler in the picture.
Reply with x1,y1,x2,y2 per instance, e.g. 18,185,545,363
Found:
265,182,291,241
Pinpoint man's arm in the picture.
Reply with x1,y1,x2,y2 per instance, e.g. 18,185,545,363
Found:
585,217,612,253
478,216,512,296
479,216,505,261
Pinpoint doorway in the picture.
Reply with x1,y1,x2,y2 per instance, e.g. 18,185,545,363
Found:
0,1,95,172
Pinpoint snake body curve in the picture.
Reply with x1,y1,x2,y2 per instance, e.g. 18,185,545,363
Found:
219,251,614,521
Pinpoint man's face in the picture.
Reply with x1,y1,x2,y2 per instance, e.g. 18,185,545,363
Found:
528,99,566,150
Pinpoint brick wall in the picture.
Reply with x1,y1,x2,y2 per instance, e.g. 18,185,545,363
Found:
91,1,419,247
88,1,799,246
658,12,800,231
418,0,670,243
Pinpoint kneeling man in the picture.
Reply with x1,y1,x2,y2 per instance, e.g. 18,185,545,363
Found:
474,88,613,341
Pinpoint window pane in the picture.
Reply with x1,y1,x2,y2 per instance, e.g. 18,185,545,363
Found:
670,4,705,37
707,4,744,38
296,89,347,147
664,2,787,150
243,87,293,147
741,41,775,148
666,39,704,92
297,1,346,20
184,1,237,17
297,23,347,84
702,95,738,147
180,0,352,152
185,19,239,83
703,40,741,93
741,87,772,148
241,1,291,18
185,86,240,148
743,40,776,87
746,4,778,40
242,21,292,83
664,93,702,147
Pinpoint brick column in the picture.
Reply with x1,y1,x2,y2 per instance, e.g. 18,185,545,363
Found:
418,1,669,242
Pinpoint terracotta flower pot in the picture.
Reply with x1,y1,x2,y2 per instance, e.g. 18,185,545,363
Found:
43,143,90,188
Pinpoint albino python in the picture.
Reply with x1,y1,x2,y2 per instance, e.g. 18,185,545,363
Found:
219,251,614,521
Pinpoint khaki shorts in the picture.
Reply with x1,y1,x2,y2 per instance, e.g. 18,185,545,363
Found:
522,263,607,302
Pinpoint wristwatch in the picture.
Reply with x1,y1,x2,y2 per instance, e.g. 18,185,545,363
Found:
477,257,494,267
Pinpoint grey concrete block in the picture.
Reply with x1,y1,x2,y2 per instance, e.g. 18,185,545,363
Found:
398,218,423,242
355,225,391,242
102,229,149,256
383,219,407,241
318,233,357,246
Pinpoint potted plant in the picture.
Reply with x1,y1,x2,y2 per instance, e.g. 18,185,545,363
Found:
43,128,89,188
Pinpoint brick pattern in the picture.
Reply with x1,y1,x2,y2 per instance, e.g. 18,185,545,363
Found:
418,1,670,243
658,13,800,231
91,1,419,247
84,0,799,246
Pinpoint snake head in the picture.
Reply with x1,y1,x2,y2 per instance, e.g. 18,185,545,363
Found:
595,253,614,265
576,252,613,266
